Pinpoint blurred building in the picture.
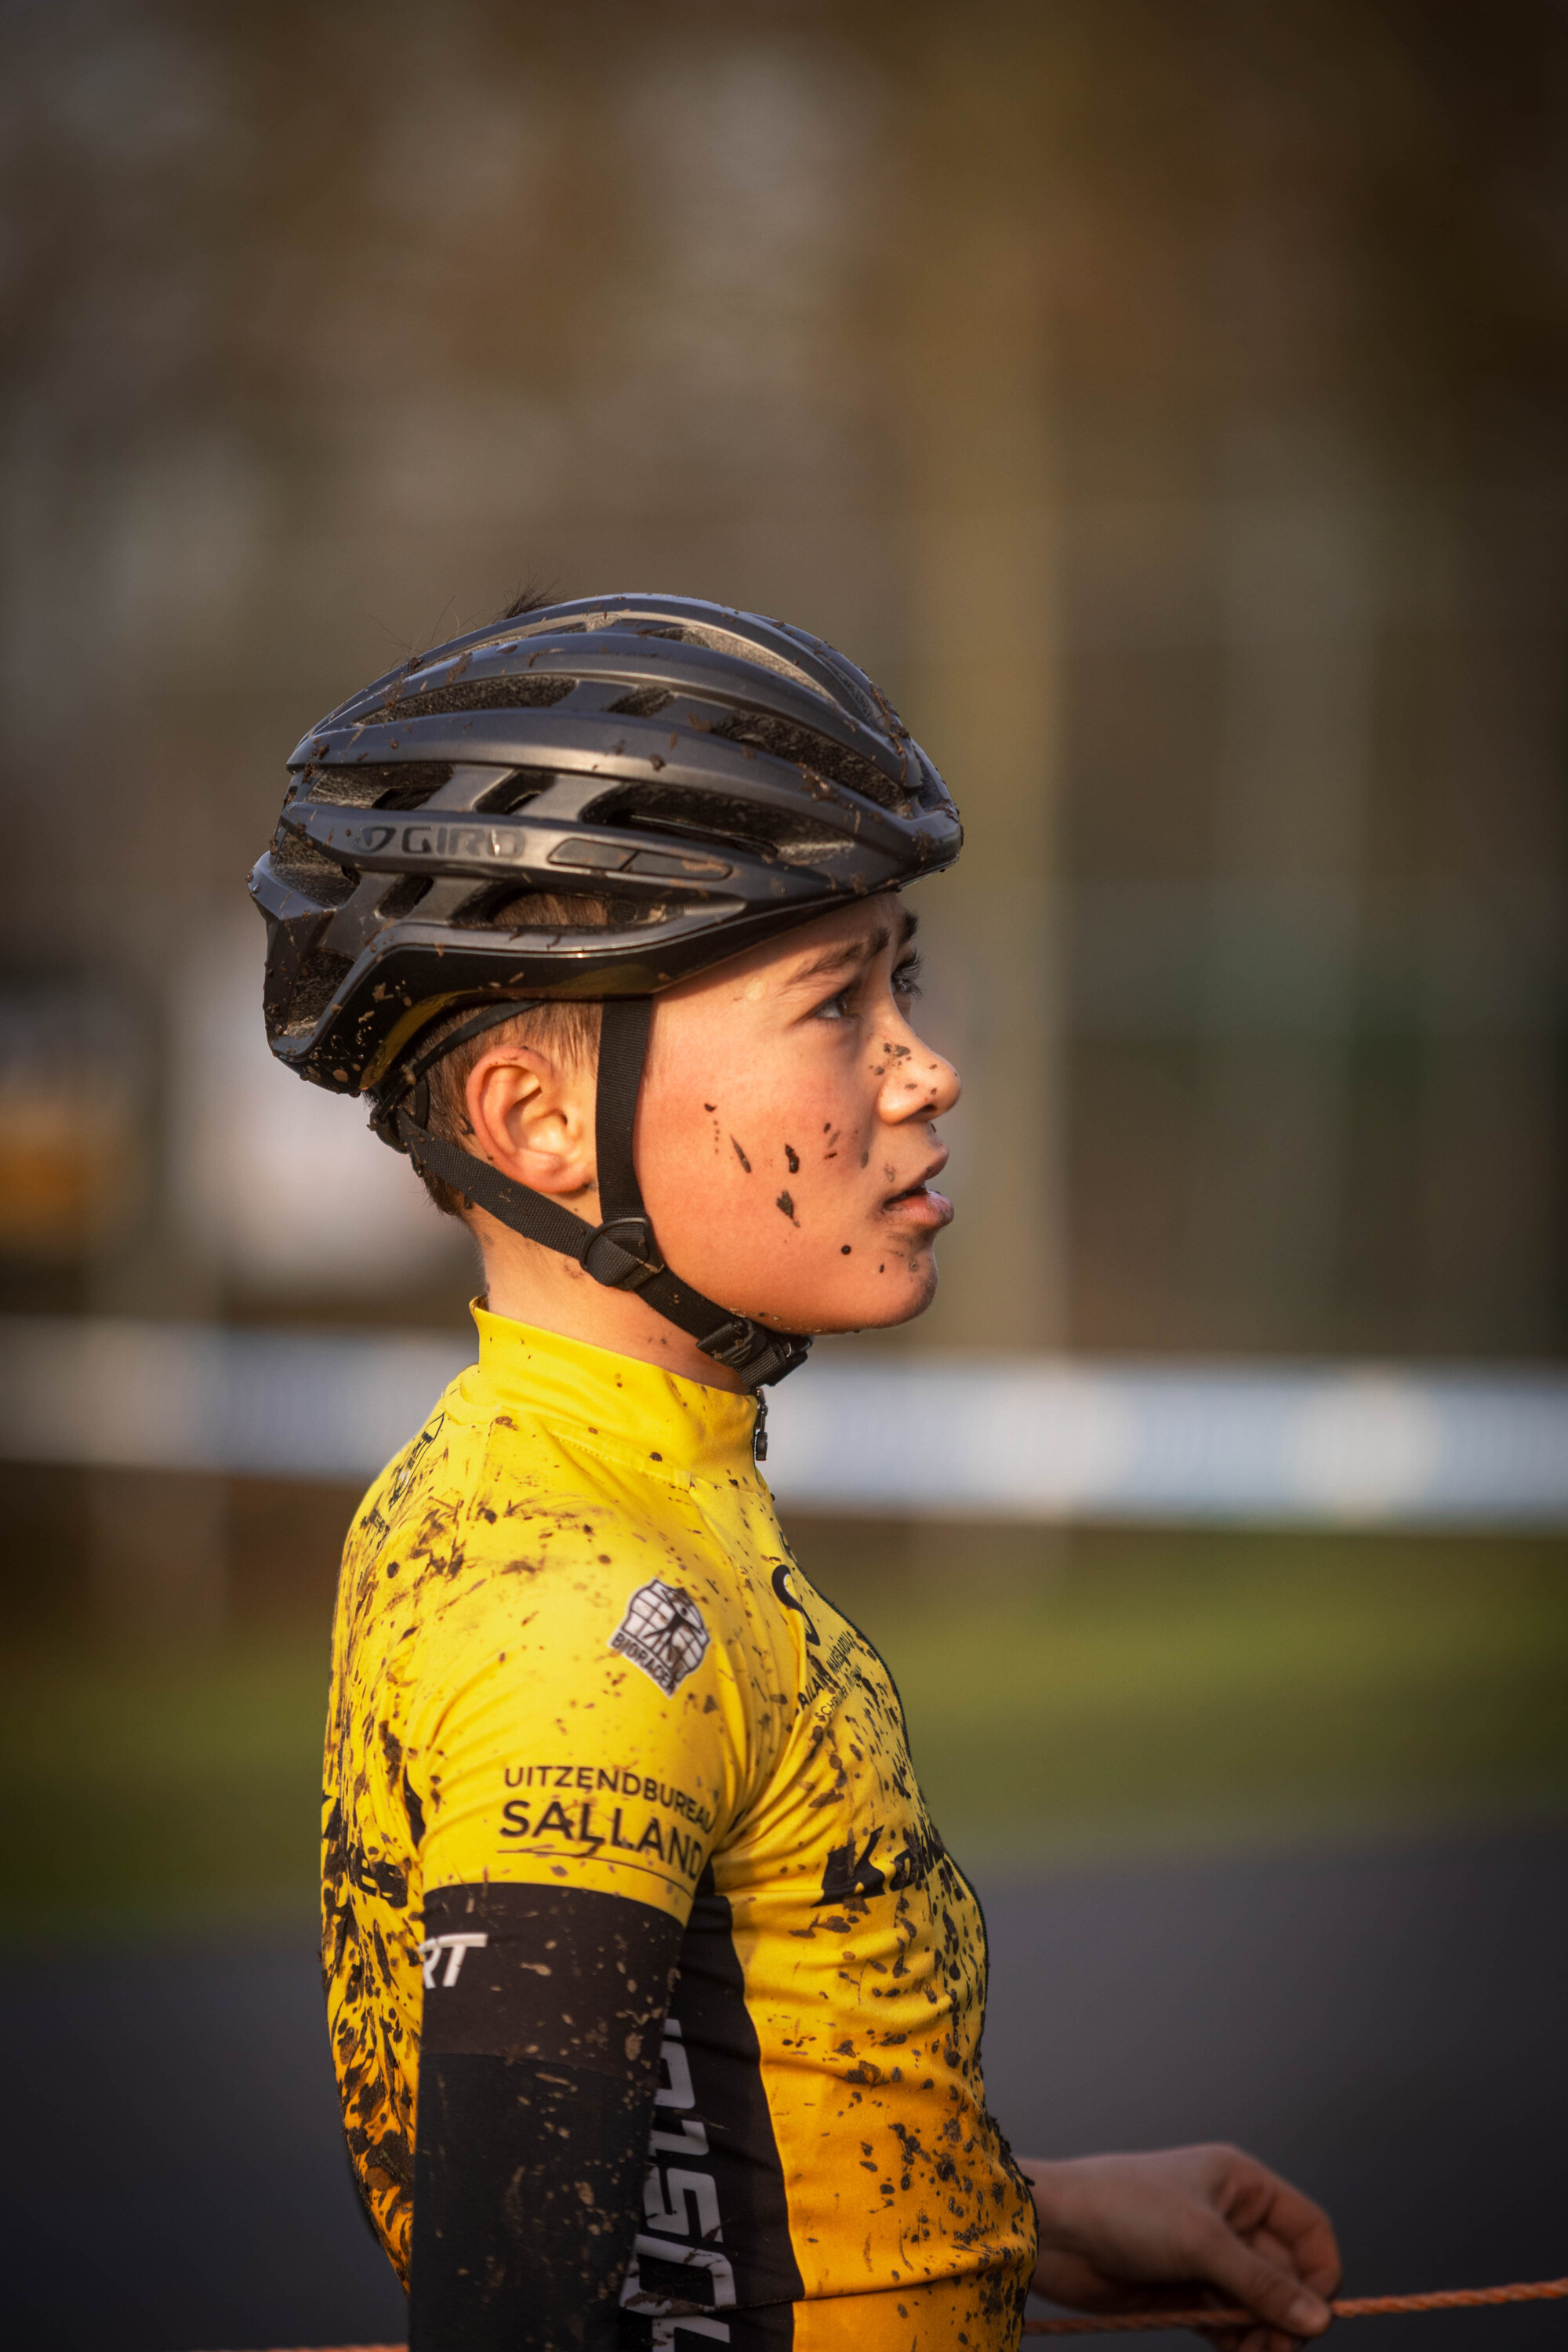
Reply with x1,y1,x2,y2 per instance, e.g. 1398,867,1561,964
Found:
1,0,1564,1367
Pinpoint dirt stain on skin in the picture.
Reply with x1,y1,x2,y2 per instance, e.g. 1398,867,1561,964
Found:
776,1191,799,1223
731,1137,753,1173
785,1144,800,1172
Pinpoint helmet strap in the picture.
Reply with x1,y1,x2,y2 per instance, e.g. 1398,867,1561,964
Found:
376,996,811,1401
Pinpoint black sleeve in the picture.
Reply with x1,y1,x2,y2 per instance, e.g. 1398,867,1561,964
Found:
410,1882,684,2352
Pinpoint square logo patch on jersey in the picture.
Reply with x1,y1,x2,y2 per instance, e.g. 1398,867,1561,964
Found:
610,1578,710,1697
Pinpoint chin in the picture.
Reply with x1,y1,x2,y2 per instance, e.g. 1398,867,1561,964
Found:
762,1254,939,1337
872,1264,940,1329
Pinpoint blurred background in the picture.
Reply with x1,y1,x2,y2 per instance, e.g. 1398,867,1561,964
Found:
1,2,1566,2347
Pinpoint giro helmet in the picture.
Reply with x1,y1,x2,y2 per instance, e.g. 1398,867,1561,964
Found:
251,592,961,1396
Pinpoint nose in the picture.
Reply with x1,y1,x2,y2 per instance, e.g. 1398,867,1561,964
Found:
876,1005,960,1125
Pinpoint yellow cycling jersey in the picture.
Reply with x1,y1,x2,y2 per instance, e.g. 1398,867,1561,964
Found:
323,1306,1036,2350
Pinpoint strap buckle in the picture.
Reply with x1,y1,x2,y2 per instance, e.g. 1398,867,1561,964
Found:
697,1316,766,1370
699,1319,815,1388
583,1216,664,1291
371,1077,427,1153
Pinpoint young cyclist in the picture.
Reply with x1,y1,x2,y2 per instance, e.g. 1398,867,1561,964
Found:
252,593,1340,2352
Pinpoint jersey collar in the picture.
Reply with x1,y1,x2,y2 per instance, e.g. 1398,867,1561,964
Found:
469,1301,760,1483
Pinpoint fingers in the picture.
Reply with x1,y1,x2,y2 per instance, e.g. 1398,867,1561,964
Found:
1024,2141,1341,2347
1187,2208,1334,2340
1269,2198,1341,2300
1199,2152,1340,2352
1212,2148,1343,2302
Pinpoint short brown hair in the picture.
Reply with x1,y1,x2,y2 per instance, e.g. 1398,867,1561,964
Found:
413,892,610,1218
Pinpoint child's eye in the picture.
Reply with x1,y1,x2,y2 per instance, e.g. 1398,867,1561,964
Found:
893,953,924,1000
813,987,852,1022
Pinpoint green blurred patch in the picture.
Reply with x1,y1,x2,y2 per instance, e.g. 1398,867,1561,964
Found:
800,1525,1568,1864
0,1642,328,1936
2,1526,1566,1933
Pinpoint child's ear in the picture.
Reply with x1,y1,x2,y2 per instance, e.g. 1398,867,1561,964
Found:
466,1049,598,1196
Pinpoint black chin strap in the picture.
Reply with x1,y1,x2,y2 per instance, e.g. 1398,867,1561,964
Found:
371,998,811,1407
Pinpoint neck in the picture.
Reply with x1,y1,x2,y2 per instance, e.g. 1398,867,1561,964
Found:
473,1210,747,1392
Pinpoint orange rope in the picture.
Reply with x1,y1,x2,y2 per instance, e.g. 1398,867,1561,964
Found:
1022,2275,1568,2334
244,2282,1568,2349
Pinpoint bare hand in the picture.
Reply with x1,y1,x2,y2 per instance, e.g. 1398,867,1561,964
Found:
1021,2144,1341,2352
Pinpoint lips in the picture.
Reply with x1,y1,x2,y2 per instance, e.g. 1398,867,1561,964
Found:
881,1156,953,1228
884,1152,948,1204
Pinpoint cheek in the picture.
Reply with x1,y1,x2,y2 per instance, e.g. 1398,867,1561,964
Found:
635,1058,938,1329
637,1061,866,1255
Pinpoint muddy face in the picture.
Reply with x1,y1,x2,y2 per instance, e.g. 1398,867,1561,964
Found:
637,895,960,1335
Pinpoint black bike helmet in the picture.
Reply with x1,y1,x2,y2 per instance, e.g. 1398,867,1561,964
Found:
251,592,962,1399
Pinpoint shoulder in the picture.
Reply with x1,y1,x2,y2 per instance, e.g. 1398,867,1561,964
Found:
344,1397,618,1578
347,1410,758,1690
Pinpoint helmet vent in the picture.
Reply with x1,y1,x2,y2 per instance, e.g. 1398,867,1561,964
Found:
707,713,910,815
472,888,681,934
377,875,433,921
379,674,575,720
303,767,383,808
281,946,354,1031
606,686,674,718
658,619,823,696
474,768,553,815
302,761,454,813
268,826,359,907
604,782,845,866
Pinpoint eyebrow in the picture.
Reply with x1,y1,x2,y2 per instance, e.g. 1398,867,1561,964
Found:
786,905,920,988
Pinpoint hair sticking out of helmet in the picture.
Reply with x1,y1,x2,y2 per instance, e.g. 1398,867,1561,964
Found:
413,893,607,1218
493,579,557,623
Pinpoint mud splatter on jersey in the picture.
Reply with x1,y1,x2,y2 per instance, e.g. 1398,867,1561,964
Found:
323,1306,1036,2350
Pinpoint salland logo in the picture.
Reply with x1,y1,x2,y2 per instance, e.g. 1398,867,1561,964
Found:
610,1580,711,1698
